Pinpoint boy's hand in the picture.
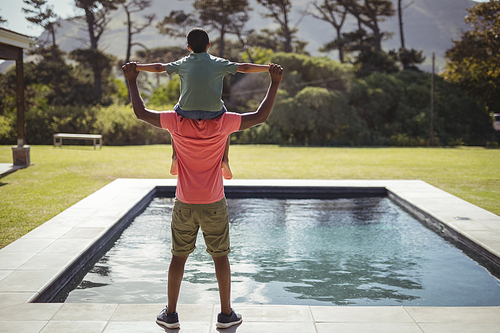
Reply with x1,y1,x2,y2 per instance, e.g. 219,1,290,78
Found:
122,62,139,81
268,63,283,84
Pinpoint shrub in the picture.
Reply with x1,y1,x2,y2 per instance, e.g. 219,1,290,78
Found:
95,104,171,145
269,87,367,146
148,76,180,107
269,53,355,95
389,133,428,147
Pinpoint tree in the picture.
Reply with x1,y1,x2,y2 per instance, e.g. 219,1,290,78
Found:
396,0,421,70
135,46,189,87
157,1,253,59
122,0,155,64
313,0,400,74
397,0,404,49
193,0,250,58
0,15,7,27
256,0,308,53
339,0,395,52
69,48,118,105
135,46,189,64
156,10,198,39
22,0,60,60
75,0,124,102
443,1,500,113
311,0,348,63
245,29,308,54
395,47,425,71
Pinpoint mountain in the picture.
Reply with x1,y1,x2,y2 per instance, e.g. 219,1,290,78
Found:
1,0,477,73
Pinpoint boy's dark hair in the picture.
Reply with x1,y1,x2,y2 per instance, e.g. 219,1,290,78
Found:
187,28,210,53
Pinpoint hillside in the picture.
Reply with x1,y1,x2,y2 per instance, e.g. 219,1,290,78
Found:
2,0,477,73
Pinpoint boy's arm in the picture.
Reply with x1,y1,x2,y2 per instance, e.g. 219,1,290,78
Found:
239,63,283,131
122,62,162,128
237,63,270,73
136,63,166,73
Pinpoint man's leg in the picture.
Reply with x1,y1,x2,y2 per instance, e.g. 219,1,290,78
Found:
213,255,231,315
202,199,241,328
213,254,242,328
167,254,188,314
156,254,187,329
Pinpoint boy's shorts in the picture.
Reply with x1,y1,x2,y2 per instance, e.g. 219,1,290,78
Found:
171,198,230,257
174,104,226,120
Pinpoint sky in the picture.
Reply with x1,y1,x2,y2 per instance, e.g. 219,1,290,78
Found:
2,0,491,37
1,0,76,37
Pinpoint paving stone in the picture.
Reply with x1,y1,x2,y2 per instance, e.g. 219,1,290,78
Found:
419,323,500,333
209,322,316,333
105,321,210,333
0,303,62,321
40,320,107,333
237,305,313,322
0,320,47,333
406,306,500,323
311,306,414,323
316,323,424,333
52,303,118,322
0,239,54,254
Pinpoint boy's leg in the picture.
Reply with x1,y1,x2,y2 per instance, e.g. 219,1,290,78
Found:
167,255,188,314
213,255,232,315
170,140,178,176
221,136,232,180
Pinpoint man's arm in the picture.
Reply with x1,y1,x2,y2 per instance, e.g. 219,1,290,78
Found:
237,63,270,73
122,62,162,128
239,63,283,131
136,63,166,73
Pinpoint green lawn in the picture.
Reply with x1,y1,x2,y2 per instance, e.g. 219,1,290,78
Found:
1,144,499,248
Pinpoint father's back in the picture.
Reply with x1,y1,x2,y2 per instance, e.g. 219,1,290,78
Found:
160,112,241,204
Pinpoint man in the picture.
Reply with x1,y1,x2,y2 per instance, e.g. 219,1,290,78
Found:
122,61,283,329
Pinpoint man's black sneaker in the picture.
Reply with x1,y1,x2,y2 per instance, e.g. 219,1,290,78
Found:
216,309,242,329
156,308,180,329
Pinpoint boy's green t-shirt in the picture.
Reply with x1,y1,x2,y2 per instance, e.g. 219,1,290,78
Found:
165,52,239,112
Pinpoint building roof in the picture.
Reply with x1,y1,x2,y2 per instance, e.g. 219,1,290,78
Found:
0,28,34,49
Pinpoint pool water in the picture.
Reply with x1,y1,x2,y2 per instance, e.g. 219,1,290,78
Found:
59,197,500,306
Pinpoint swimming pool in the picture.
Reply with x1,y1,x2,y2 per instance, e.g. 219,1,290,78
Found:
55,196,500,306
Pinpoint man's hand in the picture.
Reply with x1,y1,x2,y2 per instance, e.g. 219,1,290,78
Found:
122,62,139,81
268,63,283,84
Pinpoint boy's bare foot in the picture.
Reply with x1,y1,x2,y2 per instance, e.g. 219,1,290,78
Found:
170,158,178,176
222,160,233,180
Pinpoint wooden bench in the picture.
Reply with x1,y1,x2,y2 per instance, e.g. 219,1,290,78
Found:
53,133,103,150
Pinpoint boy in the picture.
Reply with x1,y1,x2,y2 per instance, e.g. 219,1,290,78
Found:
122,61,283,329
136,28,269,179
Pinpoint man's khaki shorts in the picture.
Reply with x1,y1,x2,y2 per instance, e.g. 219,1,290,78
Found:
171,198,230,257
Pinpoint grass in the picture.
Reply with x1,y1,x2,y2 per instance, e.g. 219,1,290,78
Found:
1,144,499,248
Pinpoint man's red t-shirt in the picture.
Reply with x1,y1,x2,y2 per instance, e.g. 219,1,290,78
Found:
160,112,242,204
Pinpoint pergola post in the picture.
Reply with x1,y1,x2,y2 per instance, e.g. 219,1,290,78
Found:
0,28,33,166
16,47,25,147
11,47,31,166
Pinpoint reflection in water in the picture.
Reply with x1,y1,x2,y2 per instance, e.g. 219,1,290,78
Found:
61,197,500,306
228,198,425,305
77,280,109,289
